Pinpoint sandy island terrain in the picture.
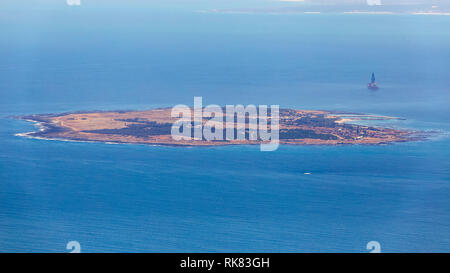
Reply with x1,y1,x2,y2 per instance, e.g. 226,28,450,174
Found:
15,108,423,146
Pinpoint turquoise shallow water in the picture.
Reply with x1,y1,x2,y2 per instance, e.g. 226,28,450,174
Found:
0,2,449,252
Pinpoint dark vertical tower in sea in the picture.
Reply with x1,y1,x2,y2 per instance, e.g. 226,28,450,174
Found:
368,72,379,90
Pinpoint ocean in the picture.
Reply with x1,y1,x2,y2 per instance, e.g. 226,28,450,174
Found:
0,2,449,252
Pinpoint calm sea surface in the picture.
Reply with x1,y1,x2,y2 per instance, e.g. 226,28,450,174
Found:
0,2,449,252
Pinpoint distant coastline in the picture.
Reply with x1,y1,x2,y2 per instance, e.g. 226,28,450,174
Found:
202,8,450,16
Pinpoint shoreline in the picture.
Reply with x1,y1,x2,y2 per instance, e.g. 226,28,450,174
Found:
15,127,425,148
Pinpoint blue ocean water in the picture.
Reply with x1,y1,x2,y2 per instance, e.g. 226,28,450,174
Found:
0,2,449,252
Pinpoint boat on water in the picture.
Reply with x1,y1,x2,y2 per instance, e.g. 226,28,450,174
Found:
368,72,379,90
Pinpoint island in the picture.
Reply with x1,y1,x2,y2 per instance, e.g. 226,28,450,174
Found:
15,108,422,146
